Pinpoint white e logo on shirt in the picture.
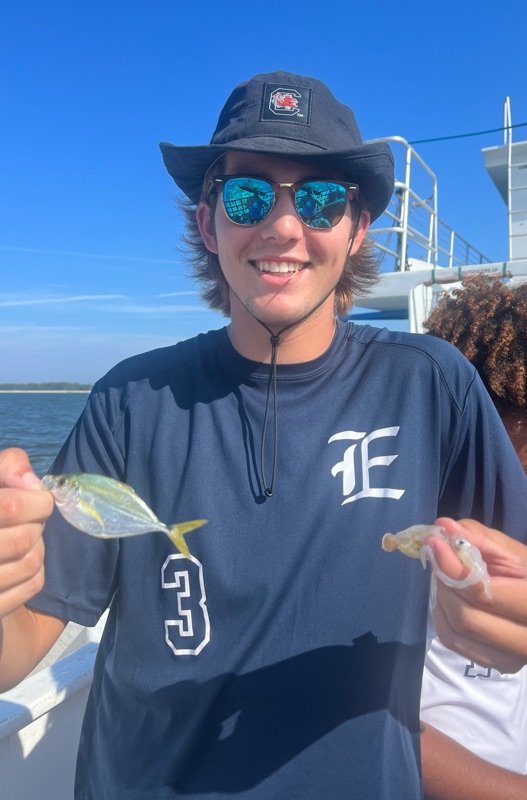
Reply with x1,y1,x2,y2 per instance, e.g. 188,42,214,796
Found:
329,427,405,504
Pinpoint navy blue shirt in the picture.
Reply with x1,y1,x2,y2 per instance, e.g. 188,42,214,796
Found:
30,322,527,799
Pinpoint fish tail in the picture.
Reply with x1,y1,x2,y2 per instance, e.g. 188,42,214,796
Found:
166,519,208,559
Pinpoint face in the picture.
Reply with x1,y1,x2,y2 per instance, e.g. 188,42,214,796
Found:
197,152,369,337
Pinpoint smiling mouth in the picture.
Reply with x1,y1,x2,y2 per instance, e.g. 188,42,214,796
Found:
253,260,304,274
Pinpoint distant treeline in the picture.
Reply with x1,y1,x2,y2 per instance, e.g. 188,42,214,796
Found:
0,382,92,390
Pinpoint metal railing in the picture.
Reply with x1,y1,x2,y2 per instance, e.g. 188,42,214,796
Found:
365,136,491,271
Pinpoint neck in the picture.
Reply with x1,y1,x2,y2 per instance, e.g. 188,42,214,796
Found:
227,297,339,363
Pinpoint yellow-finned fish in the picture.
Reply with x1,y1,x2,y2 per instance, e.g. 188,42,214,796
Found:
41,473,207,559
381,524,491,605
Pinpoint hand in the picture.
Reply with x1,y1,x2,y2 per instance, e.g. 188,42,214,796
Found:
0,448,54,620
429,517,527,673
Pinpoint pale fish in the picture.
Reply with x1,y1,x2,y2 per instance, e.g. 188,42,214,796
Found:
381,524,491,606
41,473,207,559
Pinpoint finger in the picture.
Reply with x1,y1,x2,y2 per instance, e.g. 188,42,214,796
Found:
433,517,527,579
438,567,527,625
0,529,44,586
433,571,491,609
433,592,527,673
0,447,42,490
456,519,527,573
0,567,46,620
0,487,54,528
0,522,46,566
455,517,527,553
435,581,527,661
0,531,45,619
426,535,471,581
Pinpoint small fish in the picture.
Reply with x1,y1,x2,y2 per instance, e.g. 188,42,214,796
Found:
41,473,207,559
381,524,491,606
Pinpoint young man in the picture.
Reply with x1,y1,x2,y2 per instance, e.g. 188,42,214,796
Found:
1,71,527,800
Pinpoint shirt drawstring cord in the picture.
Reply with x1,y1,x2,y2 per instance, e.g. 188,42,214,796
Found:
230,212,361,498
260,332,280,497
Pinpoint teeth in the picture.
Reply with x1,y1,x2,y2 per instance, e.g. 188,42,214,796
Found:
255,261,302,274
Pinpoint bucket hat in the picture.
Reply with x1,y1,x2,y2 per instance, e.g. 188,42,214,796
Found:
160,71,394,222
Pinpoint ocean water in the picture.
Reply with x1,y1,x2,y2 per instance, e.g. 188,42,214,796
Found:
0,393,89,477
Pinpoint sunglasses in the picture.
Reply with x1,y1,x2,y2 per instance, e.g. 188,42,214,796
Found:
209,176,359,229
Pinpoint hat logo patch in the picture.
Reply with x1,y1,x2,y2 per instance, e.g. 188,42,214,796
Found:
261,83,311,125
270,89,301,116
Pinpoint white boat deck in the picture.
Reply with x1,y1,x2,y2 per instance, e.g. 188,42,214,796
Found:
0,615,106,800
0,644,96,799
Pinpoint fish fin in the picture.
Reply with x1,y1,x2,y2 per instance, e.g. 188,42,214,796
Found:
166,519,208,559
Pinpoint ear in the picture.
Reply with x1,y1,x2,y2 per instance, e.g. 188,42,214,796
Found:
348,209,370,256
196,201,218,254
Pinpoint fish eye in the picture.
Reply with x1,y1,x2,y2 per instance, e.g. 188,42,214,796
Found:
453,537,470,550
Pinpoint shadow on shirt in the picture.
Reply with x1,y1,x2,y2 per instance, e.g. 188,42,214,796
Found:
86,632,424,795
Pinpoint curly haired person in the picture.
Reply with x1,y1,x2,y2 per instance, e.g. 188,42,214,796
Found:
424,275,527,471
421,275,527,798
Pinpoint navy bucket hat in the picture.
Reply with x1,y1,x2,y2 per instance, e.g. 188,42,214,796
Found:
160,71,394,222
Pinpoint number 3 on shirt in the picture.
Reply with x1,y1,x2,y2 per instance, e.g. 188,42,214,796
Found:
162,554,211,656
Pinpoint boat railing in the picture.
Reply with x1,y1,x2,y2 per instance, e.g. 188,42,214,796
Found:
366,136,491,271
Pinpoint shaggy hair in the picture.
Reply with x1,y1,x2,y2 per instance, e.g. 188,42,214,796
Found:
179,169,380,317
424,275,527,469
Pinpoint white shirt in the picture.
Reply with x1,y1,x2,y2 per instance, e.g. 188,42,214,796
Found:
422,617,527,774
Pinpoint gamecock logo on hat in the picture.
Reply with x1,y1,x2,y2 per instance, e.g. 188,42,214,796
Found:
269,88,302,116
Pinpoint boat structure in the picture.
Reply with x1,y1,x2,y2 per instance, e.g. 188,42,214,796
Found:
353,97,527,330
1,100,527,799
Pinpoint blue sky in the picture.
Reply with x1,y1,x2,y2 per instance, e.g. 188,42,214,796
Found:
1,0,526,382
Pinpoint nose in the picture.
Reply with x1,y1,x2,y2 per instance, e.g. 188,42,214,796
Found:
259,186,304,241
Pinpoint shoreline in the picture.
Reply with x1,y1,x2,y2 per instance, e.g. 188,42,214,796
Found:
0,390,90,394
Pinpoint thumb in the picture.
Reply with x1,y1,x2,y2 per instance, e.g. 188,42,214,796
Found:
0,447,42,490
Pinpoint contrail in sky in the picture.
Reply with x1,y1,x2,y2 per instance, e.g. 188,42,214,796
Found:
0,245,179,265
0,294,128,307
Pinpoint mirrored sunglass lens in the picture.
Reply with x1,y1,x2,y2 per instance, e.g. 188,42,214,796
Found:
222,178,274,225
295,181,347,228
